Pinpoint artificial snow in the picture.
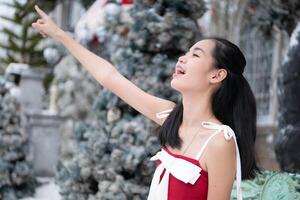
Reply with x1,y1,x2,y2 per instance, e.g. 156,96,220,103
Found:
20,178,61,200
283,21,300,64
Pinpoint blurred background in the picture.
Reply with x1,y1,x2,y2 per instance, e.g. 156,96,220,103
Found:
0,0,299,199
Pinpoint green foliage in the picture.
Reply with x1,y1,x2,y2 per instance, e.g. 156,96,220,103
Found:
231,171,300,199
0,0,46,68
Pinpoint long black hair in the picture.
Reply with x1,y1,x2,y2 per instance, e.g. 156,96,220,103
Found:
157,37,260,180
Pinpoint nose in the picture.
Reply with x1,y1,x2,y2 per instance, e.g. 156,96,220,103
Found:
178,54,187,64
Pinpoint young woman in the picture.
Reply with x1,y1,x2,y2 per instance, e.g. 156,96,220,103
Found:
32,5,259,200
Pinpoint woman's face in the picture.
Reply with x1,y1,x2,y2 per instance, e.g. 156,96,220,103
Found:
171,39,218,93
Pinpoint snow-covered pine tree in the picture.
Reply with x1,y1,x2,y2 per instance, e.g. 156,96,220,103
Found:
0,79,36,200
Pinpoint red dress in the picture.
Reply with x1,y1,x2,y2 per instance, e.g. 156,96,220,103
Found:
147,120,243,200
158,147,208,200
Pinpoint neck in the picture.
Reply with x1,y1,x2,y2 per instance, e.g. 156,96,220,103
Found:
181,91,215,129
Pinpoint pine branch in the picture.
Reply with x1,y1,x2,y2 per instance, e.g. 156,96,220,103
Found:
0,2,15,9
33,49,44,55
14,0,24,13
23,0,36,16
0,45,21,52
21,25,28,48
0,53,17,65
28,59,47,67
0,15,21,25
7,38,20,52
15,13,23,24
0,57,6,64
0,43,8,49
17,1,37,20
27,32,42,41
26,36,40,51
16,20,38,43
26,16,39,26
1,28,21,40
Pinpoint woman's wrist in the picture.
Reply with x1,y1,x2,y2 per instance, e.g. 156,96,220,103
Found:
54,29,66,42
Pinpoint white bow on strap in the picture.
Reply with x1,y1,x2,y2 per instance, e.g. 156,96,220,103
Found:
147,149,202,200
201,122,243,200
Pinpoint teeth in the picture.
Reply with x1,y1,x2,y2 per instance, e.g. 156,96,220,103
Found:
178,69,185,74
176,65,186,75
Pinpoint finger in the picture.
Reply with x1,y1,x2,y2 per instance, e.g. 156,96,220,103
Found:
38,29,47,37
32,22,38,28
32,22,42,29
37,19,45,24
32,22,45,33
34,5,47,18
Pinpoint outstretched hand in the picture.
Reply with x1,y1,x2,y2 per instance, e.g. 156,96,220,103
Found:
32,5,62,40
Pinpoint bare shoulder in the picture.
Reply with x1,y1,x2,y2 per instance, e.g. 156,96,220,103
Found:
204,130,236,172
208,132,236,153
205,130,237,199
206,131,236,161
206,132,236,199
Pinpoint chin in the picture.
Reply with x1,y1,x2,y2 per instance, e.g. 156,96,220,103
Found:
170,79,185,93
171,79,200,94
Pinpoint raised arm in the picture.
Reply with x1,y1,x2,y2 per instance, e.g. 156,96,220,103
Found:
32,5,176,125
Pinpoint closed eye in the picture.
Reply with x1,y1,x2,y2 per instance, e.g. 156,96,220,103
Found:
182,51,200,57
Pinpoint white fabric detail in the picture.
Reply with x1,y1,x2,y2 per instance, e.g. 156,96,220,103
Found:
155,108,173,119
199,121,243,200
147,149,202,200
195,130,220,160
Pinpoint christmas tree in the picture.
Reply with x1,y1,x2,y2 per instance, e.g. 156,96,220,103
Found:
0,79,36,200
0,0,51,67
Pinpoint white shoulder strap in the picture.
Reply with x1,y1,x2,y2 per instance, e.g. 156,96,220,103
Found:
155,108,174,119
197,121,243,200
195,130,221,160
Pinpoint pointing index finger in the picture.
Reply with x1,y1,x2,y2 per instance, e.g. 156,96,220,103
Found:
34,5,47,18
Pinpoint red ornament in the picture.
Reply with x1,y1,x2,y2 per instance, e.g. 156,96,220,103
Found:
91,35,99,45
122,0,133,4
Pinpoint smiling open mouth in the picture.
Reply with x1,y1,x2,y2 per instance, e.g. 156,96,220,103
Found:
177,69,185,74
175,66,186,75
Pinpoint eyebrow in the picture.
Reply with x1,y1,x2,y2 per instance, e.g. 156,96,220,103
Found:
193,47,206,55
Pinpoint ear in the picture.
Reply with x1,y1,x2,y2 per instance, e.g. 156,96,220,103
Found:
209,69,227,83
